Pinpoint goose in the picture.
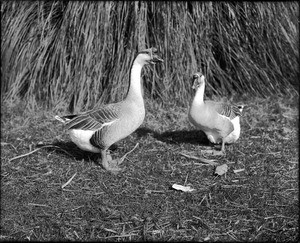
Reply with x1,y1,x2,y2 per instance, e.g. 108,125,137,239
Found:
55,47,163,173
188,72,244,155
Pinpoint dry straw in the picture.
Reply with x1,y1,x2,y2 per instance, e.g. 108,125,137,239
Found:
1,2,298,111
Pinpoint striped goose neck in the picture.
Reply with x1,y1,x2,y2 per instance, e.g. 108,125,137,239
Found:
125,59,145,103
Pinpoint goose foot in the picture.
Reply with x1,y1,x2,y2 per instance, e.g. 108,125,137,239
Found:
212,150,225,156
103,154,129,175
100,143,139,174
202,149,225,156
202,140,226,156
101,151,124,175
102,158,124,175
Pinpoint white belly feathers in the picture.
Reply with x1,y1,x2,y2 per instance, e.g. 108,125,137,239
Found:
68,129,101,153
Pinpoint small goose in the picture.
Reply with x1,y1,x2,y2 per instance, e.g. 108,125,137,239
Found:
55,48,163,173
188,72,244,155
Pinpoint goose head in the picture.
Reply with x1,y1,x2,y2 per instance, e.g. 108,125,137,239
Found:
135,47,164,65
192,72,205,89
237,105,245,113
237,105,246,116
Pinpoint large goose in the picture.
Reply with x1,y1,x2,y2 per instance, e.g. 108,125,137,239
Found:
188,72,244,155
55,48,163,173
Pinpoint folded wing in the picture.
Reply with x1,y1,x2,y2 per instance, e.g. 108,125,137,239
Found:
63,104,120,131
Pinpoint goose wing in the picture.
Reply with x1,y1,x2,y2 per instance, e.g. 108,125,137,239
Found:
196,101,237,138
205,101,242,120
60,104,120,131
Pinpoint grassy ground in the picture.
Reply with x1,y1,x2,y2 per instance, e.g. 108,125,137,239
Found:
1,94,298,241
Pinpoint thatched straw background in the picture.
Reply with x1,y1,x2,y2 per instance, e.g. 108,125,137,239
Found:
1,1,299,110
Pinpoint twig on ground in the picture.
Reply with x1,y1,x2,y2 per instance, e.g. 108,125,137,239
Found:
179,152,218,166
28,203,50,207
1,142,18,152
8,144,75,163
100,233,139,239
62,172,77,189
119,143,139,164
8,147,45,163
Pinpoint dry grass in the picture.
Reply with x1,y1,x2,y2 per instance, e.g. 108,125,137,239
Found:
1,1,299,110
1,94,298,241
1,3,298,241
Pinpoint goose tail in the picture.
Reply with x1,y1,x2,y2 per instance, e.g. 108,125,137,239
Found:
55,115,69,124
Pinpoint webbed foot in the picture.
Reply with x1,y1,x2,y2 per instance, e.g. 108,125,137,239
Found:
102,158,124,175
100,143,139,174
202,149,225,156
101,151,123,175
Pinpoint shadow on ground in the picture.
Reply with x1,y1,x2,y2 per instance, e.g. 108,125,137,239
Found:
38,127,210,163
37,141,103,164
135,127,210,146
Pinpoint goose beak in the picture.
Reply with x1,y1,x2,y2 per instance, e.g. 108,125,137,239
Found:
238,105,247,114
148,47,163,64
192,82,197,90
150,54,164,63
192,74,200,89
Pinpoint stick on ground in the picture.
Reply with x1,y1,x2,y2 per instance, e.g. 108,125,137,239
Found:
179,152,218,166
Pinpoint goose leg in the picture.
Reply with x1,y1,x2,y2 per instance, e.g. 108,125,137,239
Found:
106,143,139,168
208,140,226,156
220,139,226,155
101,150,123,174
100,143,139,174
211,139,227,155
201,135,217,154
202,136,225,156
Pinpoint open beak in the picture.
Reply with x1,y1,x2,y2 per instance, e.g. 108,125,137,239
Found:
151,54,164,63
149,54,164,64
148,47,164,64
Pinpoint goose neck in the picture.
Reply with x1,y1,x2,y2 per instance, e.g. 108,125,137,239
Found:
192,83,205,106
125,60,144,102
